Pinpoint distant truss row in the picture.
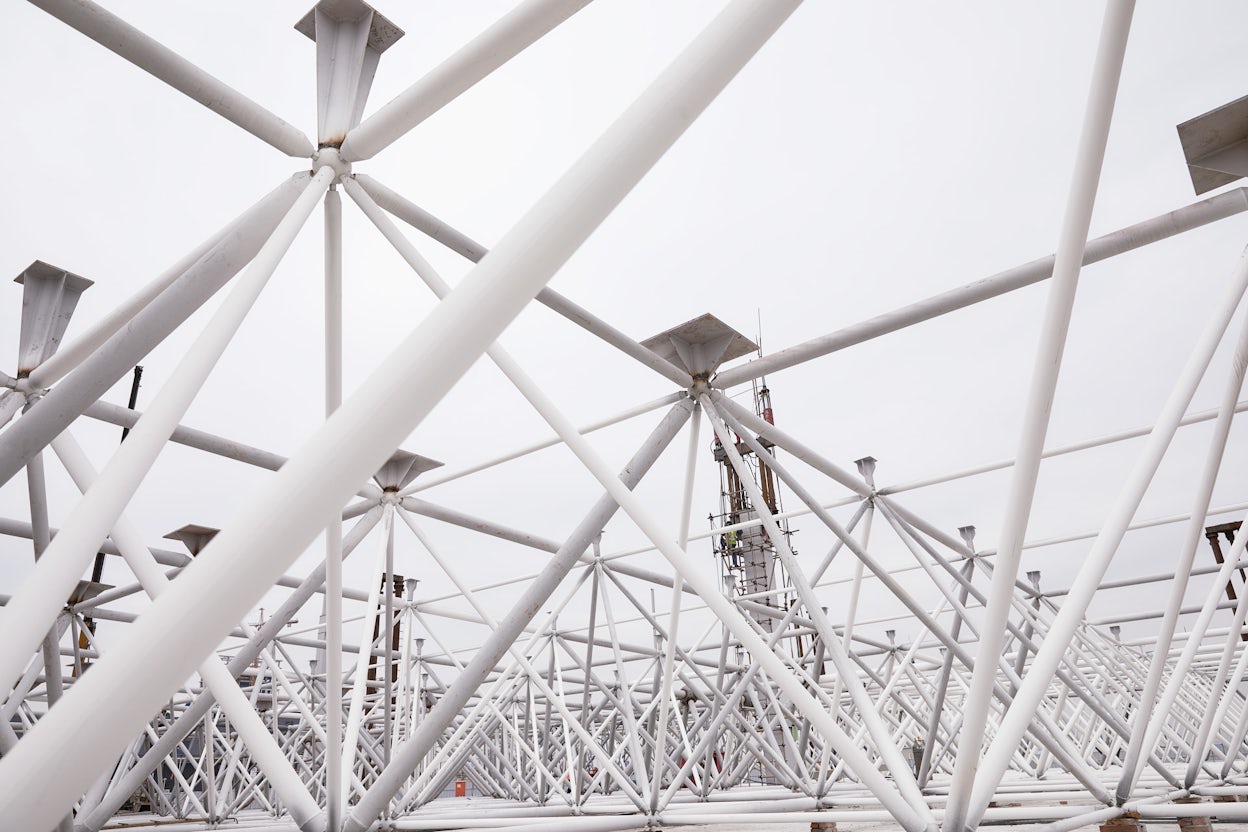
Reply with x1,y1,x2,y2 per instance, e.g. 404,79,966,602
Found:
5,1,1248,832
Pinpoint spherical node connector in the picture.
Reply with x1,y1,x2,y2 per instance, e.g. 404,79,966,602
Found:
312,147,352,178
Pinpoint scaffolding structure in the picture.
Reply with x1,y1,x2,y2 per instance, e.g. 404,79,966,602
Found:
7,2,1248,832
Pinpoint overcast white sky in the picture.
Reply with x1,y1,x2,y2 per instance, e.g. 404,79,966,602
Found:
5,1,1248,670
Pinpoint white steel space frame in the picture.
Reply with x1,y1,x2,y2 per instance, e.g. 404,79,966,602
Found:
3,1,1248,832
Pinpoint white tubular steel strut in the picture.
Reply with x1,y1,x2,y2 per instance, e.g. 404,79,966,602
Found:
8,1,1248,831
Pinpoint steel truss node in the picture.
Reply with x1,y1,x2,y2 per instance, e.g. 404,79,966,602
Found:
5,2,1248,832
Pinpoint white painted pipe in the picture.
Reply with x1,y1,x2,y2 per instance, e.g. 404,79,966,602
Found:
1189,601,1248,785
3,0,800,822
701,393,934,820
324,184,346,832
404,391,685,495
841,505,873,650
396,510,648,809
709,393,971,558
355,173,691,386
709,389,1119,800
1220,654,1248,779
647,405,700,812
433,367,931,831
713,186,1248,389
391,817,647,832
968,243,1248,825
354,177,696,606
22,453,72,832
0,392,22,434
30,211,240,390
595,400,1248,567
352,174,487,261
361,401,698,828
1116,302,1248,800
882,398,1248,497
49,431,324,831
0,174,310,486
341,0,591,161
350,166,842,817
27,0,313,156
0,169,341,830
0,167,334,703
1130,521,1248,784
80,399,380,500
339,505,391,806
72,507,384,832
0,516,381,605
945,5,1134,830
347,177,708,607
1137,802,1248,819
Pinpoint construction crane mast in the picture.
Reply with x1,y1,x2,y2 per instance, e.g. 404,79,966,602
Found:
710,375,800,647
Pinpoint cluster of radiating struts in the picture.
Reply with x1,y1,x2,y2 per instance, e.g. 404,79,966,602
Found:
4,1,1248,832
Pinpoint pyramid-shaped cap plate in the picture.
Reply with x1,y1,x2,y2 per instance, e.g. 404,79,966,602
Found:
15,261,94,374
68,580,114,605
295,0,404,53
640,313,757,378
14,261,93,293
374,450,443,491
1178,93,1248,194
164,524,220,556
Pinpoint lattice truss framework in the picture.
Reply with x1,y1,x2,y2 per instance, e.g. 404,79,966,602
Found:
4,2,1248,832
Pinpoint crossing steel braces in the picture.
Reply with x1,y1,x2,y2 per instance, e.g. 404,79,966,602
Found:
4,2,1248,832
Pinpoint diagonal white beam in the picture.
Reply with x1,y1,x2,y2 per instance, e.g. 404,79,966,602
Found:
81,399,380,501
0,166,335,704
0,174,311,486
49,431,324,829
401,390,685,494
1,0,800,824
323,182,347,832
710,390,1116,801
943,4,1134,829
72,507,384,832
701,393,934,819
426,363,931,829
354,174,693,386
338,506,391,806
647,405,700,812
966,249,1248,826
1186,582,1248,785
1116,276,1248,800
27,0,314,157
713,185,1248,389
340,0,593,161
399,509,650,808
